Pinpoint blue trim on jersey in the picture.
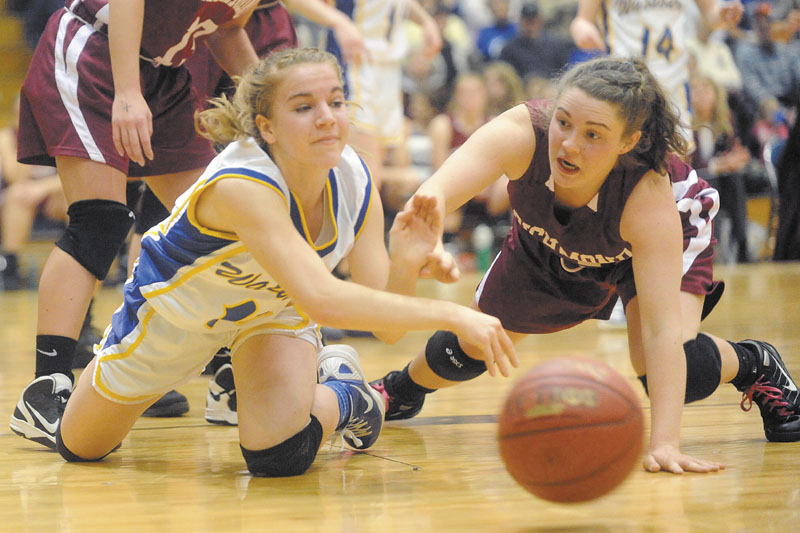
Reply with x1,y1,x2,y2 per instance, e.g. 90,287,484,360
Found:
207,167,286,202
133,165,286,307
684,81,692,114
288,172,342,257
329,169,339,221
337,0,356,19
103,280,147,347
288,193,305,240
353,156,372,237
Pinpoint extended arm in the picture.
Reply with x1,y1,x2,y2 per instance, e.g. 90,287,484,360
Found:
417,104,535,228
282,0,367,65
621,171,722,473
203,6,260,80
406,0,442,58
695,0,743,31
570,0,605,51
197,178,517,371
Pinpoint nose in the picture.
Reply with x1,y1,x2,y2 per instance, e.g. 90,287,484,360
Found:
316,103,335,127
562,130,580,155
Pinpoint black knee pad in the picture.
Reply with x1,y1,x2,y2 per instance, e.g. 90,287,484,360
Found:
241,415,323,477
638,333,722,404
425,330,487,382
56,422,105,462
133,186,169,235
56,199,135,280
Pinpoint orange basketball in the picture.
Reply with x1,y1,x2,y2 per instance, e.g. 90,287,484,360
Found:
497,357,644,503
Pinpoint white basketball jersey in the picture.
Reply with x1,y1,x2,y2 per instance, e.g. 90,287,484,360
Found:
133,138,373,332
328,0,409,63
601,0,690,96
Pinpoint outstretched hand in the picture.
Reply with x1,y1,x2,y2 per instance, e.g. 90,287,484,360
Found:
394,193,460,283
643,443,725,474
453,309,517,377
389,194,446,275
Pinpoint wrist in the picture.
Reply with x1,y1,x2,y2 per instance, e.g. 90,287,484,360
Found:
388,258,424,280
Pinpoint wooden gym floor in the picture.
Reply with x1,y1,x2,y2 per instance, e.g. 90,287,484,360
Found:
1,262,799,531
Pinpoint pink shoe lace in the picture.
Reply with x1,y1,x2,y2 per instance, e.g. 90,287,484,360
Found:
740,375,794,417
371,380,391,412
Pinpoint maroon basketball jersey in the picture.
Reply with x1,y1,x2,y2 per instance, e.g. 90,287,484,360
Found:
474,100,720,333
67,0,257,67
508,101,651,273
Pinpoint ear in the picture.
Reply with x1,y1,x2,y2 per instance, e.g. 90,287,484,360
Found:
255,114,276,145
619,130,642,155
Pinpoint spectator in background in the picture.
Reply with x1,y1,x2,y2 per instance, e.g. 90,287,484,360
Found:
428,73,510,249
735,3,800,127
523,74,557,101
0,98,67,290
408,1,474,79
324,0,441,193
6,0,62,49
687,22,743,95
499,2,575,81
484,61,525,118
476,0,517,61
690,75,753,262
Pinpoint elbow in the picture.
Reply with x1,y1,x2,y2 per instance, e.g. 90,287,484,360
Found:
292,284,343,327
374,331,403,344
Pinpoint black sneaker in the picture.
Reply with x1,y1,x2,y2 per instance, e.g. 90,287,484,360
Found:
141,390,189,417
205,364,237,426
370,371,425,421
737,340,800,442
9,374,72,449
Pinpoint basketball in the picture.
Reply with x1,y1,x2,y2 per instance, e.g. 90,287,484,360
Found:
497,357,644,503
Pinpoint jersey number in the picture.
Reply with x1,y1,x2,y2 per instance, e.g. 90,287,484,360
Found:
642,26,675,62
206,300,272,329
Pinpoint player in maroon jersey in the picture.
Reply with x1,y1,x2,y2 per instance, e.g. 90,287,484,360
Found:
10,0,262,449
370,56,800,474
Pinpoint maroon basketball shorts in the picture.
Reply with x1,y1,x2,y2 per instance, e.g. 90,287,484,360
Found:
17,9,214,178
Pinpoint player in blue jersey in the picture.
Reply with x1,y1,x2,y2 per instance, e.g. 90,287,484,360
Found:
370,56,800,474
53,48,515,477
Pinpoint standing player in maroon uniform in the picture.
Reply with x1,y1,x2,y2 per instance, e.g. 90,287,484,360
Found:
371,56,800,474
9,0,262,449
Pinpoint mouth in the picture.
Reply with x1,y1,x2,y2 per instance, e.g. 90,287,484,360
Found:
556,157,580,174
314,135,339,144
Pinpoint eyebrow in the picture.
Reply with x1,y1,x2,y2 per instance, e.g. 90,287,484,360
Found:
556,107,612,131
287,87,344,101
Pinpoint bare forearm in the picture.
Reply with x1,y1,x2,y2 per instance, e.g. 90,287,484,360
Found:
205,27,259,79
108,0,145,96
644,337,686,447
372,262,424,343
306,278,461,335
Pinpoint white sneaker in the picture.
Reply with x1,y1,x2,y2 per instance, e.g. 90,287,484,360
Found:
318,345,386,449
205,364,237,426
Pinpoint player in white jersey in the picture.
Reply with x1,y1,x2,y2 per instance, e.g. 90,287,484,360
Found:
325,0,441,190
54,48,515,477
570,0,743,148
